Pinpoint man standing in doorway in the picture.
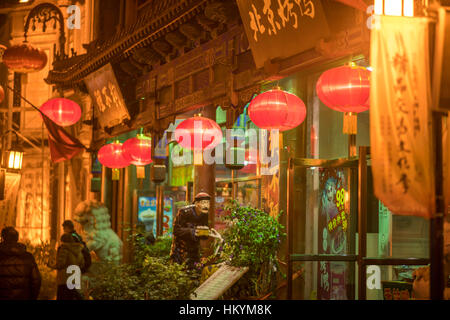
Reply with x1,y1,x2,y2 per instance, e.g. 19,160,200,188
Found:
170,192,211,269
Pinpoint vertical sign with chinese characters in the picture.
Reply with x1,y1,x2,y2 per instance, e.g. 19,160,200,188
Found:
236,0,330,68
84,63,130,129
370,16,434,218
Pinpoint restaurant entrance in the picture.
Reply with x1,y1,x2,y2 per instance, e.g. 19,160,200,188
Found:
286,147,430,300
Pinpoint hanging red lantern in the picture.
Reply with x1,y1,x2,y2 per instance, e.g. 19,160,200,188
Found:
248,88,306,132
0,85,4,104
122,134,153,166
316,65,370,113
2,44,47,73
40,98,82,126
174,115,223,151
98,142,131,169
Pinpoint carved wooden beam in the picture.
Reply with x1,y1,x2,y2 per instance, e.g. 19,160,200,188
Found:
119,60,141,77
314,24,369,59
204,0,240,25
132,46,162,66
151,40,177,63
196,14,221,39
165,30,190,54
179,21,206,46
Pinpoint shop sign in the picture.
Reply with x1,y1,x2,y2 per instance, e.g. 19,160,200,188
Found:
370,16,434,218
236,0,330,68
317,168,350,300
138,196,173,236
84,63,130,129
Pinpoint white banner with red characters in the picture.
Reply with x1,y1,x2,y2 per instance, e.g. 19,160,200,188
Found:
370,16,434,218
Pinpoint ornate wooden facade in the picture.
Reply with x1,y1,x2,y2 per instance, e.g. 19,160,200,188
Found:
46,0,370,145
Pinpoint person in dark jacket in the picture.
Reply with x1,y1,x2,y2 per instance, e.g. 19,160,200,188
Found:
62,220,91,273
0,227,41,300
48,233,84,300
63,220,84,244
170,192,211,269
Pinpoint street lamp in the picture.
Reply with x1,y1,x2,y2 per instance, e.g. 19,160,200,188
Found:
4,147,24,171
374,0,414,17
1,130,24,171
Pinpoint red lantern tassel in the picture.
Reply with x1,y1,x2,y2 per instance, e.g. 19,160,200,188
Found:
343,112,358,135
112,168,120,181
136,166,146,179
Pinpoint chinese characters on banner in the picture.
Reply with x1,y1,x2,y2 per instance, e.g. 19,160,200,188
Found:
317,168,350,300
370,16,434,218
84,63,130,129
236,0,329,68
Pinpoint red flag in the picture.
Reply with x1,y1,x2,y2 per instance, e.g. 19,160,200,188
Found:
40,112,86,163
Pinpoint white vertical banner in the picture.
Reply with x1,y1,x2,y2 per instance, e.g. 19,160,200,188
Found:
370,16,434,218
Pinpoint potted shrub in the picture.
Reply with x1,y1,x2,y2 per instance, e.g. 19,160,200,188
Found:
219,201,286,299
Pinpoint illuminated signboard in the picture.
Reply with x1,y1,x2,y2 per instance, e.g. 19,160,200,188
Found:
84,63,130,129
138,196,174,236
317,168,350,300
236,0,330,68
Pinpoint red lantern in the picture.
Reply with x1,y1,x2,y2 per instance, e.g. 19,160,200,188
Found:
248,88,306,132
174,115,223,150
98,142,131,169
40,98,82,126
316,65,370,113
0,85,4,104
122,134,153,166
2,44,47,73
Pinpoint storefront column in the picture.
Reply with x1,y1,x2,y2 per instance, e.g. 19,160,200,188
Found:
194,105,216,227
57,162,65,241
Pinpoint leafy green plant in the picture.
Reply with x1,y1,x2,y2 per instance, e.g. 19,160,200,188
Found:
223,201,285,267
220,201,286,298
86,233,197,300
132,233,173,265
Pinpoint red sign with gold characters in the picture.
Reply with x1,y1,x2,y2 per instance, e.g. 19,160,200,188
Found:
84,63,130,129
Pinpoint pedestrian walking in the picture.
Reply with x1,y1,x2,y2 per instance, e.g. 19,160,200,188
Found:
48,233,84,300
0,227,41,300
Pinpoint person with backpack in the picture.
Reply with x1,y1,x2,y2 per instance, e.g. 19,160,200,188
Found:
62,220,91,273
48,233,85,300
0,227,41,300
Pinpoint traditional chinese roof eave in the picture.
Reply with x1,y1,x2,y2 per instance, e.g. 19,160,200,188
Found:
46,0,211,86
